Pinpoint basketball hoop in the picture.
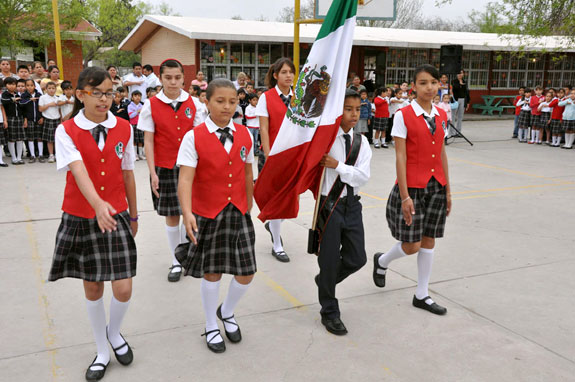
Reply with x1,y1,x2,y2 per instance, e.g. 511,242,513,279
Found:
315,0,396,21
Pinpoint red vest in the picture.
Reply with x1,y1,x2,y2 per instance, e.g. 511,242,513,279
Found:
400,105,447,188
549,98,565,120
530,95,544,116
374,96,390,118
192,123,252,219
61,118,130,218
514,95,522,116
264,89,288,147
151,95,196,168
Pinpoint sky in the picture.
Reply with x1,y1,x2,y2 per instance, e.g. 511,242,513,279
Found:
147,0,494,22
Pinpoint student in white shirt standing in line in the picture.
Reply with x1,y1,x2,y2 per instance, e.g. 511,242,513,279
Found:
123,62,148,101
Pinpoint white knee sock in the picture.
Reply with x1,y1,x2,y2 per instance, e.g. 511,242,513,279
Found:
85,298,110,370
28,141,35,157
166,224,181,267
269,219,284,252
38,142,44,157
0,145,4,164
108,296,130,356
221,278,251,333
535,130,541,142
530,129,536,142
415,247,435,303
377,242,408,274
16,141,23,161
8,142,16,160
201,279,223,343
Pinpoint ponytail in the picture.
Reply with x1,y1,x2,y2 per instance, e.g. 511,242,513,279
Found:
264,57,295,89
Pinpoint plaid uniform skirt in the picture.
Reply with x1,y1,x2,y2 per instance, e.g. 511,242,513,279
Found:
48,211,137,282
530,114,541,129
386,177,447,243
550,119,563,135
132,125,144,145
517,110,531,128
0,125,6,145
7,116,25,141
373,117,388,131
175,204,256,278
152,166,181,216
539,112,551,129
25,121,38,141
42,118,61,143
563,119,575,132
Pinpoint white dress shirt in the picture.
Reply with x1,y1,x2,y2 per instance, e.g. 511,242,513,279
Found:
59,95,74,119
39,94,61,119
123,73,148,100
55,110,135,172
137,89,203,132
245,104,259,128
145,72,161,89
177,116,254,168
391,100,447,139
255,85,294,118
320,127,372,197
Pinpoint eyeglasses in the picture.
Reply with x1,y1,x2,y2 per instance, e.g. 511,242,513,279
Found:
82,90,117,99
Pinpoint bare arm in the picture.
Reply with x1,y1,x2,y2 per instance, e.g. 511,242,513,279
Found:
394,137,415,226
143,131,159,197
178,165,198,244
123,170,138,236
245,164,254,212
440,143,452,216
259,116,270,157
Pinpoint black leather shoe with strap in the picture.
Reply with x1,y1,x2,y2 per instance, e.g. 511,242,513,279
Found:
216,304,242,343
372,253,387,288
167,265,182,282
412,295,447,315
106,327,133,366
85,356,109,381
201,329,226,353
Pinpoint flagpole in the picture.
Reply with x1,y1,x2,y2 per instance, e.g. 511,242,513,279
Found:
293,0,323,75
51,0,64,79
310,167,326,231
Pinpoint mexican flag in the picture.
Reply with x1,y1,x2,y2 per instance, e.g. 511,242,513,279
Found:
254,0,357,221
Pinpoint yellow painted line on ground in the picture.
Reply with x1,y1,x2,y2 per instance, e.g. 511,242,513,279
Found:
452,181,575,195
257,271,307,311
17,172,61,380
450,157,557,180
359,191,387,201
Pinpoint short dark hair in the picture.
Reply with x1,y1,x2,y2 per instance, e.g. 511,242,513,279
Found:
414,64,440,82
131,90,142,97
3,77,17,85
45,81,57,88
116,86,125,93
132,62,142,69
192,85,201,94
206,78,236,100
535,86,543,91
143,64,154,72
525,88,532,93
61,80,73,90
159,59,183,76
17,65,29,72
519,86,525,90
146,87,155,95
16,78,26,85
248,93,259,101
360,89,368,95
344,88,361,101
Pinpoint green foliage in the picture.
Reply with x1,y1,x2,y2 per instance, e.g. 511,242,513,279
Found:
468,2,520,34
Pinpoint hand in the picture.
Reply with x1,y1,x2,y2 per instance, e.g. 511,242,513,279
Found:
95,201,118,233
38,118,44,125
130,220,138,237
150,172,160,198
3,121,7,129
183,212,198,245
319,154,338,169
263,148,270,159
23,120,27,128
446,194,452,217
402,198,415,226
247,198,253,213
465,104,470,111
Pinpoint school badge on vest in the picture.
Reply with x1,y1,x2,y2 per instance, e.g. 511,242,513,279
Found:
240,146,247,162
115,142,124,159
442,121,446,133
185,107,192,119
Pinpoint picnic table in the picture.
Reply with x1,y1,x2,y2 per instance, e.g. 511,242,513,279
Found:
473,95,517,116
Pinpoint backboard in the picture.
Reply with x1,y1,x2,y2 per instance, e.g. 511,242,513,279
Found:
315,0,397,21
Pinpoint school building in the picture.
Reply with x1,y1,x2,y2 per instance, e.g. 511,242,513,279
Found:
119,15,575,109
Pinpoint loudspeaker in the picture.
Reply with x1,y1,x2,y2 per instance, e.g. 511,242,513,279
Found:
440,45,463,74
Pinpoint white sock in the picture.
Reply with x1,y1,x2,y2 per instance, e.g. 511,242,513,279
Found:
85,298,110,370
415,247,435,303
201,279,223,343
16,141,23,161
28,141,35,157
536,130,541,142
221,278,251,333
530,129,536,142
38,142,44,157
166,224,181,268
108,296,130,356
569,134,575,147
377,242,408,274
269,219,284,252
0,145,4,164
8,142,16,160
180,223,188,244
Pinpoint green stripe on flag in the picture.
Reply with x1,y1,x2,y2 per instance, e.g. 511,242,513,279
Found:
316,0,358,41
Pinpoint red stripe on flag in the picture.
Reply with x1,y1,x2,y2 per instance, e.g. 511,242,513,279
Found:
254,117,341,222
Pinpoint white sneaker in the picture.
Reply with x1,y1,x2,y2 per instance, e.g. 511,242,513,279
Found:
139,154,146,160
48,155,55,163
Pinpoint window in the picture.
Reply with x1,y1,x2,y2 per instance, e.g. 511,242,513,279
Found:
385,48,413,85
547,54,575,88
491,52,546,89
462,51,489,89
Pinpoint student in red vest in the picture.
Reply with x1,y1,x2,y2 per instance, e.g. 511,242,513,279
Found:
372,64,452,316
546,88,565,147
529,86,544,144
175,79,256,354
255,57,295,263
138,59,203,282
48,67,138,381
373,87,391,148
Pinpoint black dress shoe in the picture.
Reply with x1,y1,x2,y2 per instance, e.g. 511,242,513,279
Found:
0,163,8,167
216,304,242,343
85,356,109,381
167,265,182,282
202,329,226,353
106,328,133,366
372,253,387,288
412,295,447,315
271,249,290,262
321,317,348,336
264,221,283,245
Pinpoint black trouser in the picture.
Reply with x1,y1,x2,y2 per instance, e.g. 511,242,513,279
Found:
385,114,394,143
367,117,374,143
317,196,367,319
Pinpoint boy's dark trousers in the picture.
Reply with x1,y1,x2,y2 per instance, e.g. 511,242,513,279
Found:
317,195,367,319
367,117,374,144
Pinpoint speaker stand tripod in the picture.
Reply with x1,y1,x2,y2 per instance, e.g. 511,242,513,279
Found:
446,121,473,146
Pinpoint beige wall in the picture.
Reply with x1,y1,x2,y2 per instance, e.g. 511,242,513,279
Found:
141,28,195,66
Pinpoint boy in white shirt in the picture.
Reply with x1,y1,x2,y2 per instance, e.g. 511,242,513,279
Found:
38,82,61,162
58,81,75,121
244,93,260,155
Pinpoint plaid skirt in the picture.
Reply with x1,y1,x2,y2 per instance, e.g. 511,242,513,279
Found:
373,117,388,131
132,125,144,145
152,166,181,216
539,112,551,129
517,110,531,128
550,119,563,135
48,211,137,282
7,116,25,141
42,118,61,143
530,114,541,129
175,204,256,278
386,177,447,243
0,126,6,145
25,121,39,141
563,120,575,131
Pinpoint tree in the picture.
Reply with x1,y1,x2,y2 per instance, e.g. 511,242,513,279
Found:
357,0,424,29
468,2,520,34
276,0,315,22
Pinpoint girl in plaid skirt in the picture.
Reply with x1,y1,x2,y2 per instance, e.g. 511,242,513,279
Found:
373,87,391,148
48,67,139,381
548,88,565,147
22,79,44,163
137,59,203,282
176,79,256,354
0,82,7,167
516,89,532,143
1,77,27,164
373,65,452,316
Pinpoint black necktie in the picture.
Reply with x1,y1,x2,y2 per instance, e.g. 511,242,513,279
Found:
343,134,354,198
217,127,233,146
423,115,436,135
280,94,291,108
92,125,107,144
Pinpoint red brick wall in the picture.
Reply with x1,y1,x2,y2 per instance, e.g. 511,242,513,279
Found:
47,40,84,87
